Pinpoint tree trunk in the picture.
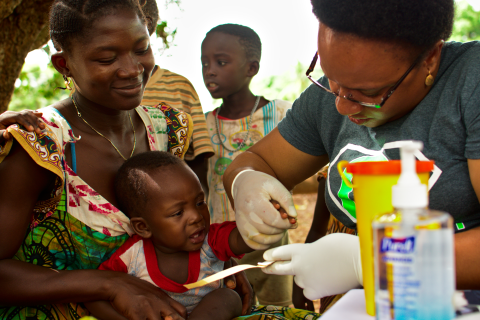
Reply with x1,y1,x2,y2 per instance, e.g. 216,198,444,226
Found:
0,0,53,113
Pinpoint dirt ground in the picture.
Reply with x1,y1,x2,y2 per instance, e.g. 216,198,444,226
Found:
288,193,318,244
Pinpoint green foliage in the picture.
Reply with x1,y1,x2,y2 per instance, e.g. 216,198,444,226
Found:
155,0,180,48
156,20,177,49
251,61,324,103
451,1,480,41
9,62,69,111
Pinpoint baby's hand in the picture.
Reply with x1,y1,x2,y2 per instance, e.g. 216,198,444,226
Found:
270,200,297,224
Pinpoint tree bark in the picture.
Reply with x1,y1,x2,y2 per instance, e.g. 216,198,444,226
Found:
0,0,53,113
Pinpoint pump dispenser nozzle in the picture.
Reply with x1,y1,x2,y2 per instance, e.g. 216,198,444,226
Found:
391,141,428,208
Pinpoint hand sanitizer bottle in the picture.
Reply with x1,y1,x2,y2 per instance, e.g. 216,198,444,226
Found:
372,141,455,320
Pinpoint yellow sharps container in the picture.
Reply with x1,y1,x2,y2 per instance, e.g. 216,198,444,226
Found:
337,160,433,316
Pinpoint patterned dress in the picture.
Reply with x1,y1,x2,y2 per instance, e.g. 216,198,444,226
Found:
205,99,292,224
141,67,214,161
0,103,192,320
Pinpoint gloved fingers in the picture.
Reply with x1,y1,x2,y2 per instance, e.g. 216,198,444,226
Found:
262,261,295,275
320,234,363,286
236,214,268,244
237,222,285,250
259,207,297,230
303,287,323,301
250,232,285,246
263,243,305,262
261,178,298,219
287,221,298,229
349,237,363,286
242,237,271,251
238,197,293,230
236,211,285,242
247,211,288,234
352,253,363,286
293,276,306,290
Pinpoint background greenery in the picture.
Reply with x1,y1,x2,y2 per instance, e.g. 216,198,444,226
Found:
8,1,480,112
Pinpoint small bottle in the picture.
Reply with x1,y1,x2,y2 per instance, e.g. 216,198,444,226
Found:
372,141,455,320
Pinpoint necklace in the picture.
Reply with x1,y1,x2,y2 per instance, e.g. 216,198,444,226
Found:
71,96,136,161
215,96,260,153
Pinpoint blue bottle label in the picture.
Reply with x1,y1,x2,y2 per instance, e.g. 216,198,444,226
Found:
380,237,415,254
377,230,455,320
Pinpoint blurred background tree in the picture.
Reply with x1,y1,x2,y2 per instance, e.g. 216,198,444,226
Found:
4,0,480,111
0,0,53,113
251,60,323,104
451,1,480,41
1,0,179,113
8,62,68,112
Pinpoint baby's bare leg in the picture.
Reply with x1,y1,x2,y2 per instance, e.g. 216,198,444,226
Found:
189,288,242,320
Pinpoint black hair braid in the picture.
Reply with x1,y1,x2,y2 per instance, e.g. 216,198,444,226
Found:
49,0,146,52
311,0,454,51
206,24,262,62
114,151,184,218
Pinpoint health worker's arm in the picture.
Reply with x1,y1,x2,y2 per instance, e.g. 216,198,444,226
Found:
224,128,328,202
223,128,328,249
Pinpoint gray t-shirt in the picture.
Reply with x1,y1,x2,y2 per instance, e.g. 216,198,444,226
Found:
278,41,480,232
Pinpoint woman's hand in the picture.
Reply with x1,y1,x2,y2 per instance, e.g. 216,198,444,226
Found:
106,272,187,320
262,233,362,300
0,110,44,142
232,170,298,250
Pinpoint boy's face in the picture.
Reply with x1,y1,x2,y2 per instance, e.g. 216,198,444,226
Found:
140,164,210,253
201,32,252,99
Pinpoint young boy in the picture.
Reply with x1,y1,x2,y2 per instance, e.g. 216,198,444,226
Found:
201,24,293,306
85,151,288,320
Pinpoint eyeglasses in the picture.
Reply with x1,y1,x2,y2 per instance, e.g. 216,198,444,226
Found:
306,52,421,109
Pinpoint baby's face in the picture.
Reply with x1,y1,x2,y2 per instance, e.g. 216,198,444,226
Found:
143,164,210,253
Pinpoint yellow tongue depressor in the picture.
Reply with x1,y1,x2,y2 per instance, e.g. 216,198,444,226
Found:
184,261,275,289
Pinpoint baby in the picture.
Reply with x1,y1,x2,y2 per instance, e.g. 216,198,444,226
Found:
85,151,287,320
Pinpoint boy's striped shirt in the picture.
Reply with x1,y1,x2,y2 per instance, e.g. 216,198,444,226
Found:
142,68,214,160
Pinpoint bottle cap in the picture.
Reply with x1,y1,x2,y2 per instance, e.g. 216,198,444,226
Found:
392,141,428,208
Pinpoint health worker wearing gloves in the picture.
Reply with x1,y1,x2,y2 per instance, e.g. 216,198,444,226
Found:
224,0,480,301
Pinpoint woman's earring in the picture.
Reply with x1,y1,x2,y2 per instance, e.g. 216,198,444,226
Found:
63,75,72,90
425,70,434,86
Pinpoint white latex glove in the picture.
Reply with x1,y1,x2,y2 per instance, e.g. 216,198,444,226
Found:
262,233,363,300
232,170,298,250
